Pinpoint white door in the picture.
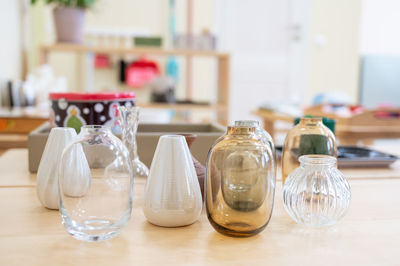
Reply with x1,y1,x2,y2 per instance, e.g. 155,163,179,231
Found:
215,0,310,122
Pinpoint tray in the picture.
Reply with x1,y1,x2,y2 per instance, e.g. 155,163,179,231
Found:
337,146,398,168
276,146,398,168
28,122,225,173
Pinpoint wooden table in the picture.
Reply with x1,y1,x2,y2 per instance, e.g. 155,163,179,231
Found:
0,107,48,151
1,149,400,265
254,108,400,145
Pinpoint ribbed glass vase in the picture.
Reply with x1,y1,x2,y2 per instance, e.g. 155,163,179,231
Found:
118,106,149,178
283,155,351,227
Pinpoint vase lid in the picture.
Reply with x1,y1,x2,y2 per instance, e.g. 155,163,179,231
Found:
49,92,136,101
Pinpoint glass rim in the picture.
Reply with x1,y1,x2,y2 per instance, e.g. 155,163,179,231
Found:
299,155,337,165
300,117,323,123
117,105,140,111
227,125,256,132
234,120,260,126
81,125,111,131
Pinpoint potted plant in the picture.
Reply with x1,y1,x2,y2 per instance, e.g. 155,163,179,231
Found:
31,0,97,43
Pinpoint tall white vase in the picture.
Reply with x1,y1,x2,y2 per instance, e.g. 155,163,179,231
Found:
143,135,202,227
37,127,90,210
37,128,76,209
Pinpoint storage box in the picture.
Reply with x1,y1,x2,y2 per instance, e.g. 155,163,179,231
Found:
28,122,225,173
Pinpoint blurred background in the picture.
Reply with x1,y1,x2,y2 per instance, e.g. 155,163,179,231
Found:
1,0,400,147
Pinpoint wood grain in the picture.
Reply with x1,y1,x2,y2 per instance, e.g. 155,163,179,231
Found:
0,179,400,265
1,148,400,265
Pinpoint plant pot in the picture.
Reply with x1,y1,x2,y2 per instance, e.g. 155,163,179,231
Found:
53,7,85,43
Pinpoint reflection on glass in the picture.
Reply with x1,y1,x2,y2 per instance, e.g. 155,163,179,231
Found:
206,126,275,237
282,117,337,184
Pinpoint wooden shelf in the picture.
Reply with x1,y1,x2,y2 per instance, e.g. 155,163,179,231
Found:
40,43,230,125
40,43,229,58
138,103,227,111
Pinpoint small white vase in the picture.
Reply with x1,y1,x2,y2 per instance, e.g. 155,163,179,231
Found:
143,135,202,227
37,128,77,209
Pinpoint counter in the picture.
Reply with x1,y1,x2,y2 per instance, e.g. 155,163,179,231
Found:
1,148,400,265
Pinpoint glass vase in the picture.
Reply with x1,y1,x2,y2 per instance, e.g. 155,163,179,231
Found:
205,126,275,237
234,120,276,180
282,117,337,184
283,155,351,227
118,106,149,178
59,125,133,241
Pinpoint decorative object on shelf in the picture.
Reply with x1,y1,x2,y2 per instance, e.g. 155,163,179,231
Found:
49,92,136,134
282,117,337,184
118,106,149,178
149,76,175,103
31,0,98,43
59,125,133,242
94,54,111,69
125,57,160,88
205,126,275,237
180,134,205,199
36,127,77,209
133,36,163,47
283,155,351,227
174,30,217,50
234,120,276,179
143,135,202,227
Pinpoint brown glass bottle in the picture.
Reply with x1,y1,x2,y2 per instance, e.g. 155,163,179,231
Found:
281,117,337,184
205,126,275,237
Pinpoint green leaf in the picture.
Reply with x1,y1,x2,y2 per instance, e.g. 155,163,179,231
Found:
31,0,97,8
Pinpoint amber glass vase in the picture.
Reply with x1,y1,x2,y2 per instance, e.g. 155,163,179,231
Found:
205,126,275,237
282,117,337,184
234,120,276,180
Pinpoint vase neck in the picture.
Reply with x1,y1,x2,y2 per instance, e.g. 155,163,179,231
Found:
80,125,112,135
234,120,260,128
299,155,336,170
118,106,140,161
298,117,323,127
227,126,255,135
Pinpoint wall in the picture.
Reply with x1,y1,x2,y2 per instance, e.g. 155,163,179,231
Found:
360,0,400,54
0,0,22,80
305,0,362,105
359,0,400,107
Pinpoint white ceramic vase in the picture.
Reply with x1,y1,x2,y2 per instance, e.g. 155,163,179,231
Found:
143,135,202,227
37,127,90,210
37,128,76,209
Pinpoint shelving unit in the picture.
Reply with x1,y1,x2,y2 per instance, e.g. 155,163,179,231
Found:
40,44,230,125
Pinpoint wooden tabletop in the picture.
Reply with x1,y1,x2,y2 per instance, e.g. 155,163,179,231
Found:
1,148,400,265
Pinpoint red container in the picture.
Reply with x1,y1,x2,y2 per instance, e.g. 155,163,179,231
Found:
49,92,136,133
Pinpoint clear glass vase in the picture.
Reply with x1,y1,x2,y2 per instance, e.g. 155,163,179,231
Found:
283,155,351,227
59,125,133,242
206,126,275,237
282,117,337,184
118,106,149,178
